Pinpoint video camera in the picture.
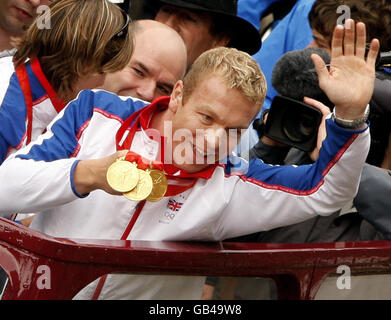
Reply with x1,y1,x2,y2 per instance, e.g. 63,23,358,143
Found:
262,96,323,152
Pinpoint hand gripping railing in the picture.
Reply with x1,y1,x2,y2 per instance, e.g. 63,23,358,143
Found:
1,217,391,300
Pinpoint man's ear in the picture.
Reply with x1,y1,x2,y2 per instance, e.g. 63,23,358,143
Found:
169,80,184,114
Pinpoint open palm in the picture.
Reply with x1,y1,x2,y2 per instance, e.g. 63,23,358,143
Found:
312,19,380,120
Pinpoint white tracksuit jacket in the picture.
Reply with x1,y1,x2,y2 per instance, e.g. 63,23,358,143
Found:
0,90,370,299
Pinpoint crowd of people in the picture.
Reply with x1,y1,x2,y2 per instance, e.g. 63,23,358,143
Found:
0,0,390,300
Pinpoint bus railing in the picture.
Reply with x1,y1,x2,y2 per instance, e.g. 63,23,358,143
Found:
1,217,391,300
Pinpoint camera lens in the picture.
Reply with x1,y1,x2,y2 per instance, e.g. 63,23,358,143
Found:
282,108,316,143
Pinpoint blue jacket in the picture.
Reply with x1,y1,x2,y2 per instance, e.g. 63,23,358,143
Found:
239,0,315,116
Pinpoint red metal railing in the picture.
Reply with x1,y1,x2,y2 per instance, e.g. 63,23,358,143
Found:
1,217,391,300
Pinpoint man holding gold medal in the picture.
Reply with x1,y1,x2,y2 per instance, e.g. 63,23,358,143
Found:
106,151,168,202
0,20,380,299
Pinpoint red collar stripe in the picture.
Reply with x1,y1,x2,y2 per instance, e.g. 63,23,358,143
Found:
15,64,33,145
30,58,66,113
91,200,146,300
14,58,67,145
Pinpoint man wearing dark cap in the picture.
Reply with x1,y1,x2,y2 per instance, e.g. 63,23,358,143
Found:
148,0,262,67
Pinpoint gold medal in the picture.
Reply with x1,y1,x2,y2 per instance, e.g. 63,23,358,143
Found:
106,160,139,193
146,169,168,202
123,169,153,201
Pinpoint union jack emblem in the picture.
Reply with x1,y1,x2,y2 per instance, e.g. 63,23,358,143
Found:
167,199,183,212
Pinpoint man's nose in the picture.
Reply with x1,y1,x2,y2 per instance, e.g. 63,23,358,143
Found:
203,128,227,152
28,0,44,8
136,82,155,102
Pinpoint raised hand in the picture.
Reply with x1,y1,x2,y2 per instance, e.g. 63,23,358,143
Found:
311,19,380,121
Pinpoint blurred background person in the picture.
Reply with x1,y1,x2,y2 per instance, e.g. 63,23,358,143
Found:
120,0,266,156
0,0,133,164
307,0,391,168
134,0,262,68
0,0,51,57
0,0,133,290
100,19,187,102
246,0,315,117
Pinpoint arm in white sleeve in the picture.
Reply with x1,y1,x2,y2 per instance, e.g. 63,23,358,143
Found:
0,90,97,216
0,89,146,216
0,157,81,214
216,117,370,240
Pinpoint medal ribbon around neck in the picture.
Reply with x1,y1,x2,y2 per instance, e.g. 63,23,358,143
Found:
14,58,66,145
115,98,217,197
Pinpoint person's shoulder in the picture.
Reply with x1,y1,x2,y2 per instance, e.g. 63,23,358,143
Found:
86,89,147,106
74,89,149,121
0,55,15,83
0,55,14,66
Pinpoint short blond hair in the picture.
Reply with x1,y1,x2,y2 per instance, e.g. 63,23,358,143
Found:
14,0,134,100
182,47,267,115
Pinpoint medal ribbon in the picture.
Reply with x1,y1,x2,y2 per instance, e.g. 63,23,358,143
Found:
15,64,33,145
124,150,164,171
30,58,66,113
91,200,146,300
14,58,66,145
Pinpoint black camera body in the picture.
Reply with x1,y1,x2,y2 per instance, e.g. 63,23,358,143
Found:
263,95,323,153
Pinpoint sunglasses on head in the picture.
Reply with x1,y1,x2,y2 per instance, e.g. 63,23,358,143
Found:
115,8,130,38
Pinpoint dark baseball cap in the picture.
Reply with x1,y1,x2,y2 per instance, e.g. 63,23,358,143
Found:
154,0,262,55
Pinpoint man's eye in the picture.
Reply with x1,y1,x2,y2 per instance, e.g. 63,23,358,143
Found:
161,6,173,14
182,14,197,22
133,68,144,77
202,114,213,122
158,85,170,95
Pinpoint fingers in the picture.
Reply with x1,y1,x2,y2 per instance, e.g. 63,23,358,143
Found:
116,149,129,159
303,97,331,116
331,19,369,58
366,38,380,68
107,150,129,164
331,19,379,65
355,22,366,58
308,117,327,162
331,19,357,58
311,53,329,85
343,19,355,56
331,24,344,59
